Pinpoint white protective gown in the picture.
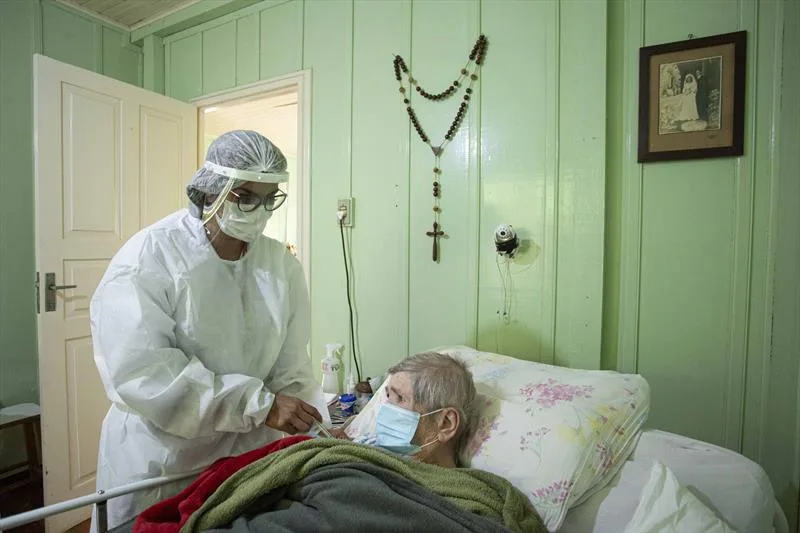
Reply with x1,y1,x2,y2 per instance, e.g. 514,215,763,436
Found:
90,209,317,529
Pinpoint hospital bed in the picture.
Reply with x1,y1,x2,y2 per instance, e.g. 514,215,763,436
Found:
0,469,197,532
0,431,787,533
0,346,790,533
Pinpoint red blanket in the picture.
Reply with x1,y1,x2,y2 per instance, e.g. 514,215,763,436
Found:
133,435,312,533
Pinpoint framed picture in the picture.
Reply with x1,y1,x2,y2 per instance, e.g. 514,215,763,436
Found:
638,31,746,163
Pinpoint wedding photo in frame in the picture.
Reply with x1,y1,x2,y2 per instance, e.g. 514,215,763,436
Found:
638,31,746,163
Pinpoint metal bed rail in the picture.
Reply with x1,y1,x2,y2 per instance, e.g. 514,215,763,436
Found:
0,469,201,533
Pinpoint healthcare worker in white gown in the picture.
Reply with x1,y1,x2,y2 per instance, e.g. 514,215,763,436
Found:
89,130,323,531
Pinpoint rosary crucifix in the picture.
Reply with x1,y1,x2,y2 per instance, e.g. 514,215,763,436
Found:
393,34,487,263
426,222,445,262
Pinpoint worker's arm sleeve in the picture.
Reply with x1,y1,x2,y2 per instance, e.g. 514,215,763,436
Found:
264,261,318,403
91,266,273,439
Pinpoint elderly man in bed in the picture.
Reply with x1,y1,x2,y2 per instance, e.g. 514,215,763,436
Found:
331,351,477,468
130,353,545,533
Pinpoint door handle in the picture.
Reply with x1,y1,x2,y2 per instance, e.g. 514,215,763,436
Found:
44,273,77,312
48,284,78,291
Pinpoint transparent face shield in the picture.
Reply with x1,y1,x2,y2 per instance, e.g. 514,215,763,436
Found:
201,161,289,225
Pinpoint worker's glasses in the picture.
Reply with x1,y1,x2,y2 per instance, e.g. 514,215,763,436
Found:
230,189,288,213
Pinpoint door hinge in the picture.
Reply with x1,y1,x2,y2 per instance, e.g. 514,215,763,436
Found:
35,272,40,314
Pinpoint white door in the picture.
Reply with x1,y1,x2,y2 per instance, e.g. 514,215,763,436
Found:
34,54,196,532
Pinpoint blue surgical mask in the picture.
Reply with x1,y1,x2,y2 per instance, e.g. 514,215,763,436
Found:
375,403,443,455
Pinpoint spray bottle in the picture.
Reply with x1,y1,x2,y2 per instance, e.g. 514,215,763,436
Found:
321,343,343,394
346,373,357,395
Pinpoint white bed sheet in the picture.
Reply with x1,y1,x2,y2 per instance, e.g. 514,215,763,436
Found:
560,430,782,533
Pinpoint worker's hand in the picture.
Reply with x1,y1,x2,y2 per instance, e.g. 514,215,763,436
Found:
328,428,351,440
265,394,323,434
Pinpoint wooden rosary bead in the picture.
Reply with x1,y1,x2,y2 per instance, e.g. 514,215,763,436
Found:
393,36,488,232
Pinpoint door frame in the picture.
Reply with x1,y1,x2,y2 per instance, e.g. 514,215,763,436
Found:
192,71,312,288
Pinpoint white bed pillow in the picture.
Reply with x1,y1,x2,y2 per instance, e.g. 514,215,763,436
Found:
346,346,650,532
624,460,738,532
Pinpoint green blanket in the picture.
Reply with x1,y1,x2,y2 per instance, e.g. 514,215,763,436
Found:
180,439,545,533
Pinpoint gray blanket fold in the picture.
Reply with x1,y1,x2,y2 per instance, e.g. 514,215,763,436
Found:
204,462,514,533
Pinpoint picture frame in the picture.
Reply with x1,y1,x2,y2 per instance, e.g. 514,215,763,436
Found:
638,31,746,163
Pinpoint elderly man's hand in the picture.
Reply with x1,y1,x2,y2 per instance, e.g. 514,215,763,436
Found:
265,394,322,434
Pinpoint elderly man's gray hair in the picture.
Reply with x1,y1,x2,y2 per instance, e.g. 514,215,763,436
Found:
388,351,477,460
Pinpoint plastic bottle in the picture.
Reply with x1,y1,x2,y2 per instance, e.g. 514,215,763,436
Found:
346,373,357,395
321,343,343,395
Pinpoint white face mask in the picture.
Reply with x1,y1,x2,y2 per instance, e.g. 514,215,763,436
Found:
215,200,271,243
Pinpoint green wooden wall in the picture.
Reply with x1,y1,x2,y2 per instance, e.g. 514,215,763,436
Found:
0,0,141,465
762,0,800,526
607,0,770,447
604,0,798,527
160,0,607,384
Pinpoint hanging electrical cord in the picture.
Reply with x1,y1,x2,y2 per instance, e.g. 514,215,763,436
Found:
494,254,515,352
505,256,513,321
344,221,362,375
496,254,512,324
339,218,362,382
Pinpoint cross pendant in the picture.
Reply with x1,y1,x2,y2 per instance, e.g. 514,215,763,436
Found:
425,221,445,262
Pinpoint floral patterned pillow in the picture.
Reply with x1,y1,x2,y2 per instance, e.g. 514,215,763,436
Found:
346,346,650,532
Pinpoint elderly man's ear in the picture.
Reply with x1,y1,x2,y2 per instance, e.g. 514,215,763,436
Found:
437,408,461,443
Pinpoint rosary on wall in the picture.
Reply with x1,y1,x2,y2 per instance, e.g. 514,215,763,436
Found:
393,34,488,263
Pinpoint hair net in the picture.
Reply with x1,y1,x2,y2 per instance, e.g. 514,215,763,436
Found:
186,130,289,218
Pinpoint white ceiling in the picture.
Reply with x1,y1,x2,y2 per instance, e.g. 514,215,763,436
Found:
57,0,200,30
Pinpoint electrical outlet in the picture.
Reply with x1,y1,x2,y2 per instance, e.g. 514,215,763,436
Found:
337,198,354,227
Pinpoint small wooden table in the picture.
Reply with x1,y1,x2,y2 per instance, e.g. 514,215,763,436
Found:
0,404,43,507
